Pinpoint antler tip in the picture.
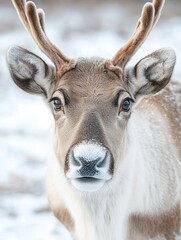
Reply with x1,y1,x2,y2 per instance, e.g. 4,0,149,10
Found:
141,2,155,27
25,1,36,12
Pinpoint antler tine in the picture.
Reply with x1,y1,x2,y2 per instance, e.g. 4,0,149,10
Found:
135,0,165,30
37,8,46,33
111,0,165,68
12,0,75,78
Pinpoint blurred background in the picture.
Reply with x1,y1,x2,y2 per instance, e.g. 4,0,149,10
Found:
0,0,181,239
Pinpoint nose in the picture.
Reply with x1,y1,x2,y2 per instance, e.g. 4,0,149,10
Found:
66,142,113,192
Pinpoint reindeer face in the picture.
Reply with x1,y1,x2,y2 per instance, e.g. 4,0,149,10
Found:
49,58,133,192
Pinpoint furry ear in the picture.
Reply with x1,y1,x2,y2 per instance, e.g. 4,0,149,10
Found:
7,46,54,97
126,48,176,98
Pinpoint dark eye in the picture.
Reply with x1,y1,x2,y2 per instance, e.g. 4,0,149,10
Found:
52,98,62,111
121,98,132,112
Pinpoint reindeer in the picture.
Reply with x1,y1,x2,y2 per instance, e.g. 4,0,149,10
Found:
7,0,181,239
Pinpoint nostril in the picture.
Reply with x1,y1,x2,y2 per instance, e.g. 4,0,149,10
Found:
96,158,106,168
96,152,107,168
72,152,82,167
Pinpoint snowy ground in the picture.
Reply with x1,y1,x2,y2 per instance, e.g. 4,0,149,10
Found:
0,1,181,240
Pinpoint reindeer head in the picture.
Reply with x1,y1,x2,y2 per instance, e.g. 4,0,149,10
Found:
7,0,176,192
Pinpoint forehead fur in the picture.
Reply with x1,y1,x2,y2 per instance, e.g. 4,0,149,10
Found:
56,57,126,99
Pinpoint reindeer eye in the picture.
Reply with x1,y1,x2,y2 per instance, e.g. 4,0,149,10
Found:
121,98,132,112
52,98,62,112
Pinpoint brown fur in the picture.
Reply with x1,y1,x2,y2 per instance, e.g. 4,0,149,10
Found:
54,207,74,231
158,84,181,156
139,82,181,156
129,204,181,239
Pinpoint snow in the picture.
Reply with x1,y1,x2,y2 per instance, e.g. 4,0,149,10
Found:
0,1,181,239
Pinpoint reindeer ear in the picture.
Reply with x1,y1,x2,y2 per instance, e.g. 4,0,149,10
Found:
127,48,176,98
7,46,54,97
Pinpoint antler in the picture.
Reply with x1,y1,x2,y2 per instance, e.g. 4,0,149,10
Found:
12,0,76,78
111,0,165,68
